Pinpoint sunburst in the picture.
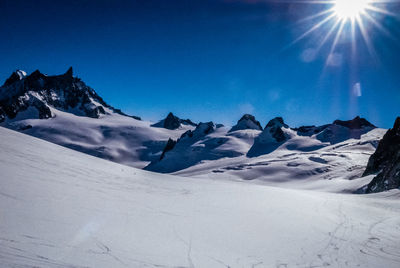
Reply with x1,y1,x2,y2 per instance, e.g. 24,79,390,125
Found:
287,0,399,62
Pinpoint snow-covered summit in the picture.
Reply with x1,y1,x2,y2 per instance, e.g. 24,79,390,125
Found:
247,117,291,157
145,122,248,173
229,114,262,132
315,116,376,144
0,67,140,122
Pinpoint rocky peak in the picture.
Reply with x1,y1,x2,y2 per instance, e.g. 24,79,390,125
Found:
361,117,400,193
152,112,197,130
3,70,27,87
64,67,73,78
333,116,376,129
266,117,288,129
229,114,262,132
164,112,181,130
265,117,289,142
181,122,215,139
247,117,290,157
0,68,140,122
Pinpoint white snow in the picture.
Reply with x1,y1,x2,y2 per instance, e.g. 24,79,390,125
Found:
16,70,27,80
1,126,400,267
2,109,193,168
174,128,387,193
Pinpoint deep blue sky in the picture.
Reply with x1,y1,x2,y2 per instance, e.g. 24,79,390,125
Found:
1,0,399,128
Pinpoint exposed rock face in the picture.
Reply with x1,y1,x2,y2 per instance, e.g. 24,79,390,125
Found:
295,117,375,142
160,138,177,160
229,114,262,132
294,125,329,137
152,112,197,130
0,68,140,122
247,117,290,157
180,121,215,139
311,116,376,144
362,117,400,193
334,116,376,129
3,70,26,87
265,117,289,142
145,121,233,173
164,113,181,130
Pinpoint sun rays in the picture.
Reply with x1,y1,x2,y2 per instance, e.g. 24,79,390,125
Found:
287,0,399,62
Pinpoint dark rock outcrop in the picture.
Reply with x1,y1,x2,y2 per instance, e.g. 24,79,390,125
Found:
247,117,290,157
0,68,140,122
294,117,375,141
180,121,215,139
152,112,197,130
3,70,26,87
362,117,400,193
160,138,177,160
315,116,376,144
265,117,289,142
229,114,262,132
294,125,329,137
334,116,376,129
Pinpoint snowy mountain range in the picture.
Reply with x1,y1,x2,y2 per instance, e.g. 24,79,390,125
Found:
0,68,398,193
1,68,400,267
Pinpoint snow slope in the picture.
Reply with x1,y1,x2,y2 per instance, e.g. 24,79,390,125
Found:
2,108,192,168
1,126,400,267
0,68,194,169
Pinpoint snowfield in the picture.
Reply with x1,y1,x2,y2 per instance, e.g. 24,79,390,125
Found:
1,126,400,268
2,108,193,169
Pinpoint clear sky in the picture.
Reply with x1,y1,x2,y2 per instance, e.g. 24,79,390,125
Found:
1,0,399,128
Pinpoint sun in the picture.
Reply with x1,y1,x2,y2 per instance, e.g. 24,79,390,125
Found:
286,0,398,60
333,0,369,20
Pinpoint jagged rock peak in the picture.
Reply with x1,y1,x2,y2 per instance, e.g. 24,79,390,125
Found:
266,117,288,129
247,117,289,157
196,122,215,134
64,67,73,77
333,116,376,129
229,114,262,132
153,112,197,130
362,117,400,193
163,112,181,130
0,68,141,121
265,117,289,143
3,70,27,87
180,121,215,139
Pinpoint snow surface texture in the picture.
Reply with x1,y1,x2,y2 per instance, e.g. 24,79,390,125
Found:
174,128,387,193
146,116,386,193
0,69,195,169
2,108,192,169
1,126,400,267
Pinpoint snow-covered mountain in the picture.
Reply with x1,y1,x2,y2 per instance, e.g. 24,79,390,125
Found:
0,69,195,168
1,126,400,267
147,115,384,189
0,68,393,193
247,117,291,157
145,121,255,173
0,67,140,121
229,113,262,132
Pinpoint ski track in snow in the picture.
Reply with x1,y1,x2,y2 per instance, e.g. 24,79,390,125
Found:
1,126,400,268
